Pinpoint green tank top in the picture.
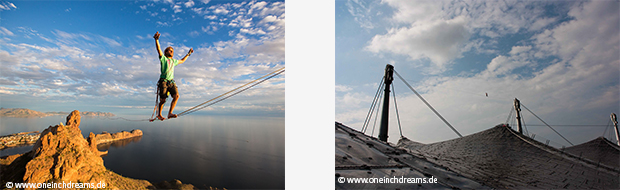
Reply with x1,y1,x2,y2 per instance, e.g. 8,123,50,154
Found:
160,56,179,81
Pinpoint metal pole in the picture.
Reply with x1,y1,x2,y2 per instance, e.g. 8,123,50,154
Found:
514,98,523,134
612,113,619,146
379,64,394,142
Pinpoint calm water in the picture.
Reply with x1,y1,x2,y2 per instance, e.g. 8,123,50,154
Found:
0,115,284,189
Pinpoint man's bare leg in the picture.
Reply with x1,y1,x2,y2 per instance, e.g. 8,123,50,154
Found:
157,98,166,121
168,94,179,118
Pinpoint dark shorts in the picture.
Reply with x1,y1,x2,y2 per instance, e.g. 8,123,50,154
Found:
158,78,178,99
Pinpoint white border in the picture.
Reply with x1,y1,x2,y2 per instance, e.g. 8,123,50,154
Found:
285,0,335,189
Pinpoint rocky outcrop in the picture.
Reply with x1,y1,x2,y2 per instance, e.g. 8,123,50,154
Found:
0,131,40,150
0,110,196,189
87,129,143,156
22,110,146,189
90,130,143,145
96,135,143,151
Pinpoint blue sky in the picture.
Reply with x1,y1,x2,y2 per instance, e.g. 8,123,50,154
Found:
0,0,284,116
336,0,619,146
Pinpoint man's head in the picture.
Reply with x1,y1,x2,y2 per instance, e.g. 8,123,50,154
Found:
164,47,174,58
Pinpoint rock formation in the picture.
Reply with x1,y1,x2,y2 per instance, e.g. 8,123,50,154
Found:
89,129,143,145
22,110,150,189
0,110,196,189
96,135,143,151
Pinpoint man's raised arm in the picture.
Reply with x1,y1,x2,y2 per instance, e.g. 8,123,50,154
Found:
178,48,194,64
154,32,163,58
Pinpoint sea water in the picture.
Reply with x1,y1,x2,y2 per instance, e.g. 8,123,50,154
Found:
0,115,284,189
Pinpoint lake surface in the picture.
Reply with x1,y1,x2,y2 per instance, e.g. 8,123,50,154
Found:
0,115,285,189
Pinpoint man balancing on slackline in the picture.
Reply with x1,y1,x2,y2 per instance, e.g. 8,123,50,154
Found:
152,31,193,121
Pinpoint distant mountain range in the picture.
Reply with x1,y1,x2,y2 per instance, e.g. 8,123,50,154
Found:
0,108,115,117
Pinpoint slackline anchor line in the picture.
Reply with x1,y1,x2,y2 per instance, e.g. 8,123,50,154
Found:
394,70,463,138
145,66,284,122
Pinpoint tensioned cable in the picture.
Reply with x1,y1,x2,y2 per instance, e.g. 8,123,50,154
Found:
525,124,610,127
522,112,529,136
394,70,463,138
362,80,383,133
149,85,162,121
103,116,150,122
177,68,284,117
510,113,515,130
177,67,285,116
370,88,384,137
362,78,384,133
506,106,514,124
602,119,612,137
521,103,573,146
392,84,403,138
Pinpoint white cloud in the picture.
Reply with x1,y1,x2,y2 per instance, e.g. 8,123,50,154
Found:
213,6,229,14
361,0,554,73
534,0,619,62
184,0,194,8
529,17,557,31
188,30,200,37
0,27,14,36
54,30,91,41
509,45,532,55
140,5,147,10
366,16,470,68
251,1,267,10
240,28,265,35
382,0,442,24
52,30,123,48
173,5,182,13
200,0,210,4
157,21,172,27
335,85,352,92
345,0,376,29
261,15,277,23
191,7,203,14
482,54,531,77
201,26,217,34
0,2,17,11
100,36,121,47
